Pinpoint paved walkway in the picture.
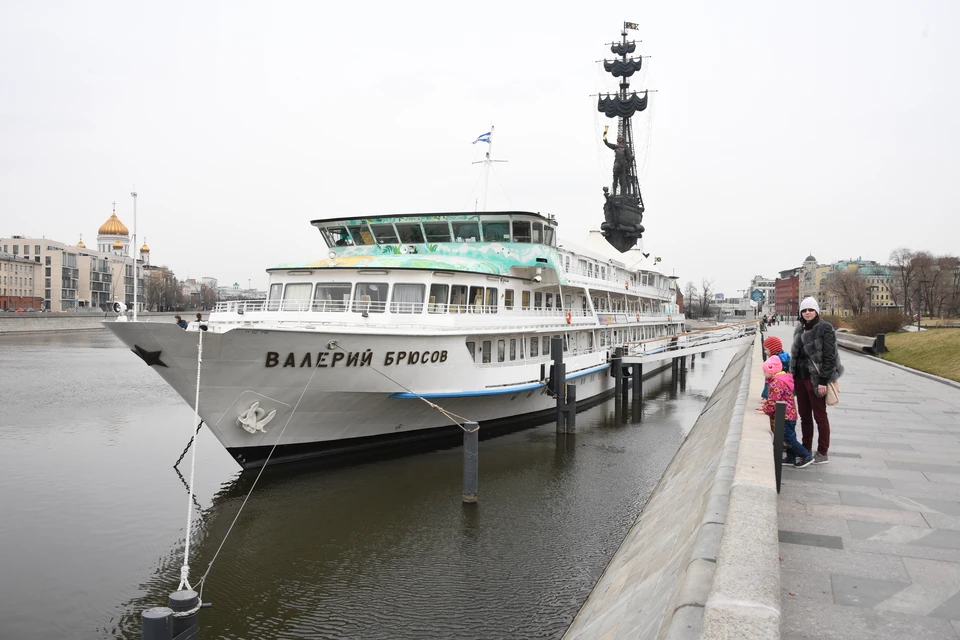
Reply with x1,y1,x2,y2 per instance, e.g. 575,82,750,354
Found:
765,324,960,639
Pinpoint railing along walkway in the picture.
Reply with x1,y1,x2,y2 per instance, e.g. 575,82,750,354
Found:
619,320,760,364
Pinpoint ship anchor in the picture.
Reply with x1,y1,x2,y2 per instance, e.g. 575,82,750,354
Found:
236,401,276,434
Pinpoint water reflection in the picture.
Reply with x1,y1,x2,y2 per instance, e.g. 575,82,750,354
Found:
0,331,736,640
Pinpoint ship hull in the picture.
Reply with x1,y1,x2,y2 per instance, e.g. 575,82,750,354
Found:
106,322,671,468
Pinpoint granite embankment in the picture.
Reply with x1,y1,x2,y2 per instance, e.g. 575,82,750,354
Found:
564,335,781,639
0,312,181,334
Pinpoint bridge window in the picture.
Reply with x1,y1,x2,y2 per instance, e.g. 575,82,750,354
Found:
370,224,399,244
452,221,480,242
390,283,425,313
314,282,351,311
353,282,388,313
267,283,283,311
482,221,510,242
544,226,555,246
428,283,448,313
423,221,452,243
347,225,374,245
531,222,543,244
512,221,531,243
322,226,353,247
396,223,425,244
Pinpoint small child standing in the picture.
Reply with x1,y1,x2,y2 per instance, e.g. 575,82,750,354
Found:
760,356,813,468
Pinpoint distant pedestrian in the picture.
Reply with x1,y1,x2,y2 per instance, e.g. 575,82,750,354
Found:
791,297,843,465
175,315,188,329
758,356,813,468
196,312,203,322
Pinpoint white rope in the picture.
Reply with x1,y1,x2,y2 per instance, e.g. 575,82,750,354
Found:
178,328,203,591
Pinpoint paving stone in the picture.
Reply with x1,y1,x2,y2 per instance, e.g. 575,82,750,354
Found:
911,529,960,551
889,460,960,475
778,513,850,537
780,567,833,603
805,503,929,527
847,520,895,539
840,491,904,510
779,529,844,549
830,452,863,458
780,593,959,640
831,573,909,609
779,544,910,581
781,470,893,488
929,590,960,621
903,556,960,587
833,439,916,450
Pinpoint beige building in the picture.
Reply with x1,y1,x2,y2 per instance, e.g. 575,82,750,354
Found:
1,204,151,312
0,250,41,310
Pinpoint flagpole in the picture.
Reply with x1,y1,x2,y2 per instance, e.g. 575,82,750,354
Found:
482,125,495,211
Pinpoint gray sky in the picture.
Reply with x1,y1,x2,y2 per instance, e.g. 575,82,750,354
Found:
1,1,957,296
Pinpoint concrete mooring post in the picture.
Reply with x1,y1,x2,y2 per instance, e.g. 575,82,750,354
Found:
463,421,479,503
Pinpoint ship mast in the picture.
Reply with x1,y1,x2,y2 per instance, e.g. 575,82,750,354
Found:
471,125,507,211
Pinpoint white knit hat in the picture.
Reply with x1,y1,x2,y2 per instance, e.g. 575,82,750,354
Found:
799,296,820,314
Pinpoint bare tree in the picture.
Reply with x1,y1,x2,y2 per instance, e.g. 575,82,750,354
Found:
888,248,916,313
684,281,699,318
825,270,870,316
699,278,714,318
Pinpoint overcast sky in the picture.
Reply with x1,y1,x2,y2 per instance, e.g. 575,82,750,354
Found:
1,1,957,296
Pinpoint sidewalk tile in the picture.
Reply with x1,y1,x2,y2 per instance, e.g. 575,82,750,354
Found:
780,594,959,640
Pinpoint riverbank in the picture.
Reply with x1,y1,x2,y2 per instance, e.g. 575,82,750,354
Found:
0,311,182,334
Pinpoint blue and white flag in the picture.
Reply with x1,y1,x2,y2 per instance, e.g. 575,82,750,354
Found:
472,131,491,144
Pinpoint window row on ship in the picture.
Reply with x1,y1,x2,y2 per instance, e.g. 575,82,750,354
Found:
320,218,556,247
262,279,670,316
464,325,676,366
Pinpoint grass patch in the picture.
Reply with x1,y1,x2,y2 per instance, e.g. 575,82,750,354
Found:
882,329,960,382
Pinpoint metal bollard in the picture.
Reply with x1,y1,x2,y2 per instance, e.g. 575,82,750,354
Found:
463,421,479,503
565,383,576,429
773,401,786,494
874,333,886,355
142,607,173,640
632,363,642,399
169,590,200,640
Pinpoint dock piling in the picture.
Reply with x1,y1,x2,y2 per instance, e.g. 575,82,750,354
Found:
142,607,173,640
169,590,200,640
463,421,479,503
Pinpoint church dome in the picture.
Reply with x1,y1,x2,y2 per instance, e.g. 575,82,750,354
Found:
77,236,86,248
99,205,129,236
112,240,123,250
140,241,150,253
805,254,816,263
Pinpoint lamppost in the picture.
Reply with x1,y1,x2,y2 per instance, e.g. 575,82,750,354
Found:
131,190,138,321
918,279,929,331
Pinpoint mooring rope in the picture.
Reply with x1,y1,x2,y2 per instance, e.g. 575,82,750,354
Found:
178,328,203,592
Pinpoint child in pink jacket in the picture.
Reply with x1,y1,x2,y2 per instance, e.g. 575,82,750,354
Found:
761,356,813,468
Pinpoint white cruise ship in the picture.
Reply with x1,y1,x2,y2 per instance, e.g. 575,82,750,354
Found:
105,211,684,468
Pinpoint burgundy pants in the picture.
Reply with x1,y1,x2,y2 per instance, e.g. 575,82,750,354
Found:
796,377,830,455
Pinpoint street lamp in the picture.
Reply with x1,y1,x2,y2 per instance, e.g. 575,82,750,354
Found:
131,190,138,321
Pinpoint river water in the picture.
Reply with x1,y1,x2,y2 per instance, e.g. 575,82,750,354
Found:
0,331,735,640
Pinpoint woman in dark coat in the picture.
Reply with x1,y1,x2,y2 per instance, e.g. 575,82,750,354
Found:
791,297,843,464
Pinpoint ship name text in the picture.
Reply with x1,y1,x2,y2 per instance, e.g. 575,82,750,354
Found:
265,350,448,368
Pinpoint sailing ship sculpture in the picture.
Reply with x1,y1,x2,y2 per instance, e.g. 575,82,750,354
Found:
599,22,649,253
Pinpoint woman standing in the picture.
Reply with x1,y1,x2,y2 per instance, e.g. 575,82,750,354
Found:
791,297,843,464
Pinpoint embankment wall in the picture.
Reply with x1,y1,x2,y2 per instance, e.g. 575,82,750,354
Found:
0,312,182,334
564,335,780,639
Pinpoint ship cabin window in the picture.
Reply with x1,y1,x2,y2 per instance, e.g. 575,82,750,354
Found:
578,259,587,275
504,289,514,309
588,263,594,278
534,292,543,309
485,287,498,312
565,294,573,309
314,283,351,312
564,256,570,272
531,223,543,244
530,338,539,358
322,226,353,247
347,224,375,245
512,221,531,243
391,283,425,313
423,221,452,243
371,224,399,245
396,223,425,244
353,282,388,313
482,340,492,364
282,283,313,311
482,221,510,242
509,339,516,361
542,336,550,355
267,283,284,311
600,266,606,280
428,283,448,313
544,226,555,247
450,285,469,312
452,221,480,243
466,341,476,361
497,339,506,363
545,293,553,309
522,291,530,309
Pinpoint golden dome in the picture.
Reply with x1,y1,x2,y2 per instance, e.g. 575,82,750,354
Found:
112,240,123,250
140,241,150,253
77,236,86,248
98,203,129,236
